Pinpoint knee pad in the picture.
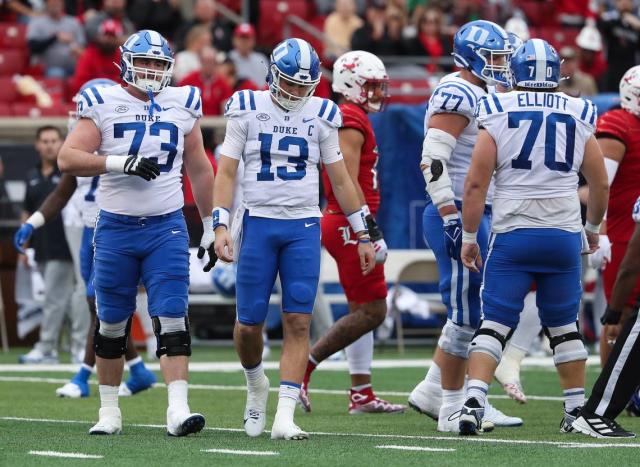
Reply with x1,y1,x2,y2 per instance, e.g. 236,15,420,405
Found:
437,320,476,359
94,318,131,359
469,320,514,363
544,322,587,365
153,316,191,358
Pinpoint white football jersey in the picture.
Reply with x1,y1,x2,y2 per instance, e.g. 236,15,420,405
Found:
77,84,202,217
476,90,597,232
219,90,343,219
70,176,100,227
424,72,489,202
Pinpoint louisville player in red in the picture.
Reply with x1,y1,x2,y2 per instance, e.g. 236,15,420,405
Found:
300,51,405,414
594,65,640,369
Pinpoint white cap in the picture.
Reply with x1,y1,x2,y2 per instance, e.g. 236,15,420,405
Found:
576,25,602,52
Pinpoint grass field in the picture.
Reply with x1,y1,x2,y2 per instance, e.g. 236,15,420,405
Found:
1,346,640,466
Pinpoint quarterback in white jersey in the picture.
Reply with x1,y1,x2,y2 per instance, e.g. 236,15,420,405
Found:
213,38,374,440
58,30,216,437
459,39,608,435
409,20,521,432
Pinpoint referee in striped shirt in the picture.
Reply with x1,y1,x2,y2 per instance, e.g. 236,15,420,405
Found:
572,197,640,438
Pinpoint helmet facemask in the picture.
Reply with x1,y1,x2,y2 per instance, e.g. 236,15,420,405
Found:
122,52,174,93
359,79,389,113
269,64,319,112
477,47,512,87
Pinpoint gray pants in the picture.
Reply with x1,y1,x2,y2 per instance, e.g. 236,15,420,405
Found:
34,260,74,354
64,224,90,357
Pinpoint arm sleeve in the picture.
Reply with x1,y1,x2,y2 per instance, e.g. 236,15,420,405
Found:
218,117,247,160
319,126,343,165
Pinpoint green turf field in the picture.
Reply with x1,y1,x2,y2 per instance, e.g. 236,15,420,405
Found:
1,346,639,466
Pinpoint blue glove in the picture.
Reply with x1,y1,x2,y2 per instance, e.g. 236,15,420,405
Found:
14,223,34,254
443,217,462,260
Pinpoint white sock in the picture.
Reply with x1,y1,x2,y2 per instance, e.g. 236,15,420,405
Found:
167,380,190,414
275,382,300,422
126,356,142,368
81,363,94,372
563,387,585,412
99,385,119,409
346,331,373,375
424,362,441,386
352,383,372,392
244,362,266,390
466,379,489,407
442,388,465,407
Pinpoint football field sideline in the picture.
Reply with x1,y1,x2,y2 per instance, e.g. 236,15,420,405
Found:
3,415,640,449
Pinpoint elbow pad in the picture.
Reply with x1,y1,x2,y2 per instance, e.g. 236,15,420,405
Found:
420,128,457,209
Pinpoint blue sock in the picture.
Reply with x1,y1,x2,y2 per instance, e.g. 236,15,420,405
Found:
72,364,92,383
127,357,145,376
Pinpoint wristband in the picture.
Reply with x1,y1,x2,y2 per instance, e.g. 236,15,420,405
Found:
105,155,127,173
347,208,367,234
462,230,477,244
212,207,230,230
362,204,371,217
26,211,45,229
584,221,601,234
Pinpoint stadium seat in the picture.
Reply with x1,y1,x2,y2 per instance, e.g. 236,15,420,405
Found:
0,102,11,115
11,102,69,117
258,0,309,47
0,76,17,102
0,23,26,49
387,78,431,105
0,49,26,76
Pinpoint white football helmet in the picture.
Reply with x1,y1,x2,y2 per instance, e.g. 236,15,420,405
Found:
620,65,640,117
332,50,389,112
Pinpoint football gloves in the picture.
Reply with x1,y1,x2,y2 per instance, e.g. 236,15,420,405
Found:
443,217,463,260
601,306,622,325
13,223,34,254
123,155,160,181
366,214,387,264
198,216,217,272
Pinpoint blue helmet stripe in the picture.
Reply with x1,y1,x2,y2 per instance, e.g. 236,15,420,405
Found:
295,38,311,71
248,90,256,110
531,39,547,82
185,86,196,109
89,87,104,104
490,94,503,112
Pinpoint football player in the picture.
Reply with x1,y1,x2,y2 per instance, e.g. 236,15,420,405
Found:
458,38,608,435
213,38,375,440
299,50,404,415
408,20,521,431
14,78,157,400
58,30,216,436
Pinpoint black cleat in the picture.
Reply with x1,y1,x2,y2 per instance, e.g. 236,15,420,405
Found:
572,409,636,438
459,397,484,436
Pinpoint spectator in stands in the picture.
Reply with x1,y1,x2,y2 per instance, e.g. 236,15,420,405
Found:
174,0,233,52
351,0,410,57
18,126,74,364
27,0,86,78
127,0,183,40
598,0,640,92
218,56,260,92
178,46,233,116
173,25,213,83
559,46,598,96
576,24,607,84
84,0,134,47
1,0,37,21
69,19,122,95
229,23,268,88
406,7,452,72
556,0,596,28
323,0,363,60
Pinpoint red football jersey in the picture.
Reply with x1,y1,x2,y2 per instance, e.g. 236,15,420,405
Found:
596,108,640,242
323,102,381,215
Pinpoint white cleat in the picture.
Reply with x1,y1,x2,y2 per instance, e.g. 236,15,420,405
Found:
408,379,441,421
484,401,523,427
243,376,270,437
118,383,132,397
89,407,122,435
437,403,462,433
166,409,206,437
270,418,309,440
56,382,84,398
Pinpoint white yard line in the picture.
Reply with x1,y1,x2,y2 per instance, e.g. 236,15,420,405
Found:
201,449,279,456
3,416,640,449
0,375,566,401
29,450,103,459
0,356,602,373
377,445,455,452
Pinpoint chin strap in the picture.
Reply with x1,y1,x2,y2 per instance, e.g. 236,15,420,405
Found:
146,89,162,117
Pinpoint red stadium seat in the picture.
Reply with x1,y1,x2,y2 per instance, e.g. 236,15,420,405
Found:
0,76,17,102
387,79,431,105
0,23,27,49
0,102,11,115
11,102,69,117
258,0,309,47
0,49,26,75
